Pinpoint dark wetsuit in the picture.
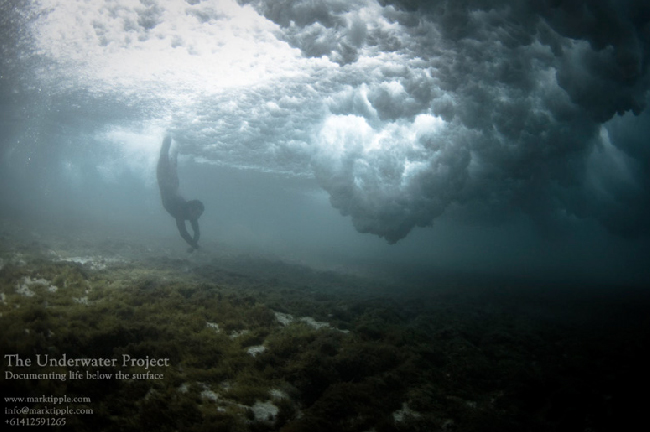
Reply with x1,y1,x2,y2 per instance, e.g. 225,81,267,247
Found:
157,135,204,250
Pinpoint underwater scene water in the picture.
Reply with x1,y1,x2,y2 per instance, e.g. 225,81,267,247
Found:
2,1,650,431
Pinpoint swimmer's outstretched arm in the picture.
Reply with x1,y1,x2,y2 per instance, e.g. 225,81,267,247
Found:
190,219,200,245
176,218,198,249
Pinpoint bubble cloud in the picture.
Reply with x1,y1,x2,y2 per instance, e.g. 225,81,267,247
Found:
291,0,650,242
5,0,650,244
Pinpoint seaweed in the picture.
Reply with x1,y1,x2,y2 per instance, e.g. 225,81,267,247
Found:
1,228,649,432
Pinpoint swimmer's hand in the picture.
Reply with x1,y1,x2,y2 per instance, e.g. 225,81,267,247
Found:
187,243,199,253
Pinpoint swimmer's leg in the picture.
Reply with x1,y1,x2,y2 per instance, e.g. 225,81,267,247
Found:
160,134,172,159
158,134,179,190
170,139,179,172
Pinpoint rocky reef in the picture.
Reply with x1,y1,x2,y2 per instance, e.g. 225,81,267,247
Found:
1,221,648,431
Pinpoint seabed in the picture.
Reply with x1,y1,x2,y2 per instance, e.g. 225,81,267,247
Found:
0,218,648,432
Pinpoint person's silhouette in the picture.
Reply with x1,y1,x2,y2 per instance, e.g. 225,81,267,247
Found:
157,134,204,252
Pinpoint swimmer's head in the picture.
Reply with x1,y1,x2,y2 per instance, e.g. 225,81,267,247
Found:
187,200,204,220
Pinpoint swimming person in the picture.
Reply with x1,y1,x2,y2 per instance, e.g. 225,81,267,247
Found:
157,134,204,252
